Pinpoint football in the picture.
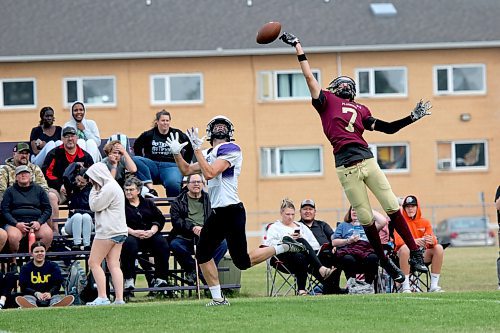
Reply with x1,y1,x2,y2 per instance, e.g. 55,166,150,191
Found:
256,21,282,44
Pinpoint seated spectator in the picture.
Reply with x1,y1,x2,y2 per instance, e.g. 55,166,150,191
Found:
332,207,387,294
169,174,228,285
395,195,444,293
0,271,17,309
29,106,62,167
15,241,74,308
0,228,6,251
133,110,193,197
62,164,94,250
42,126,94,219
102,139,137,188
63,102,102,163
1,165,53,253
120,177,170,290
0,142,60,234
263,198,336,296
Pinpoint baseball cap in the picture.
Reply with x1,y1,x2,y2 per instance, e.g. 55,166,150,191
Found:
15,165,31,175
300,199,316,209
402,195,418,207
62,126,77,136
13,142,30,153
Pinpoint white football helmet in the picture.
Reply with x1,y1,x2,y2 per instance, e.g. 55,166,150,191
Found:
206,115,234,143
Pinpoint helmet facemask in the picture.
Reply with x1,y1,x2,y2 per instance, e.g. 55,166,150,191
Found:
327,76,356,101
206,115,234,145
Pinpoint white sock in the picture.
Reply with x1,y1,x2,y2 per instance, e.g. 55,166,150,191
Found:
274,244,287,255
431,273,440,288
209,285,222,300
402,275,410,290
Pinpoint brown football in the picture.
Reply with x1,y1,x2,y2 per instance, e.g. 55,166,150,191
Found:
256,21,282,44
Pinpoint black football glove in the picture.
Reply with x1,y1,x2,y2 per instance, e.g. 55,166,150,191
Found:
280,32,299,47
410,99,432,121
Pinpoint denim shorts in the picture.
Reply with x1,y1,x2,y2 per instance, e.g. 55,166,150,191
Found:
110,235,127,244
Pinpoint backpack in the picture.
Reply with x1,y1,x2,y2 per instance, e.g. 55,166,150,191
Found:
65,260,87,305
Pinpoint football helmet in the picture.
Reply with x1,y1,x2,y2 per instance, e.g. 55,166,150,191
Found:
206,115,234,143
327,76,356,101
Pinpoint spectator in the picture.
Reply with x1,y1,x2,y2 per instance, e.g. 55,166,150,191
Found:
0,228,6,253
169,173,228,285
332,207,387,294
42,126,94,221
1,165,53,253
120,176,170,290
86,163,128,306
29,106,62,167
63,102,102,163
15,241,74,308
395,195,444,293
133,110,193,198
63,165,94,250
0,142,60,234
102,140,137,188
0,271,17,309
264,198,336,296
299,199,345,294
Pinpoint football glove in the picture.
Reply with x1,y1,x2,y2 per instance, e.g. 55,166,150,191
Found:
280,32,299,47
186,127,206,150
410,99,432,121
165,132,188,155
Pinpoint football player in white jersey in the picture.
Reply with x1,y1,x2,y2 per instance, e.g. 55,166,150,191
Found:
166,115,306,306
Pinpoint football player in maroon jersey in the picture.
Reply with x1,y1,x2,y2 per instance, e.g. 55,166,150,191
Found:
280,32,432,283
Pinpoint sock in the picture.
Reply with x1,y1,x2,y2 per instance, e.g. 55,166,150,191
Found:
388,211,418,251
274,244,287,255
363,223,387,262
402,275,410,290
209,285,222,300
430,273,440,288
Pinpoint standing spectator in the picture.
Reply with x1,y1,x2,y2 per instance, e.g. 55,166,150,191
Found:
102,140,137,188
170,173,228,285
394,195,444,293
280,31,430,282
496,186,500,290
15,241,74,308
0,142,60,234
120,177,170,290
86,163,128,306
29,106,62,167
133,110,193,198
42,126,94,221
63,102,102,163
1,165,53,253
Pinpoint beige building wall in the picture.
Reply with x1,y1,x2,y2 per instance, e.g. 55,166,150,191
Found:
1,47,498,248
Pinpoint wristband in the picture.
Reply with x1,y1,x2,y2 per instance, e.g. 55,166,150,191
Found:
297,54,307,62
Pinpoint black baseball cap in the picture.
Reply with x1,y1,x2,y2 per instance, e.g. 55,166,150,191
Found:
62,126,77,136
402,195,418,207
300,199,316,209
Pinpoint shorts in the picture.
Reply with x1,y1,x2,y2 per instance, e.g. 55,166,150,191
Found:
110,235,127,244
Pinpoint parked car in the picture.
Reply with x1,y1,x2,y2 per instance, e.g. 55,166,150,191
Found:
435,216,496,247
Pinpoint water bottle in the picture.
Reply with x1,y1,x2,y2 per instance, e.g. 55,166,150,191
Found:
352,221,362,237
28,229,36,253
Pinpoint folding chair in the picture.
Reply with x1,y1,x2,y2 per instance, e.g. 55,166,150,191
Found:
265,254,299,297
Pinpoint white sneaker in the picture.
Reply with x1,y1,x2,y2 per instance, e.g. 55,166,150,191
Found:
124,278,135,290
112,300,126,305
153,278,168,288
401,288,412,293
86,297,111,306
429,286,444,292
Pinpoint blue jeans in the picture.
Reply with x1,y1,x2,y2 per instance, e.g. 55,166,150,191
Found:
132,156,182,197
170,237,228,274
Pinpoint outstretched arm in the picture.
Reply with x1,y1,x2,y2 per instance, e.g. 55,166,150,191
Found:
371,100,432,134
280,32,321,99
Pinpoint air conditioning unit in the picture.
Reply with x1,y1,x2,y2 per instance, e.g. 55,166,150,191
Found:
437,158,452,170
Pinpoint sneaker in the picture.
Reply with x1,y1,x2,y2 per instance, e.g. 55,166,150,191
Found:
112,300,126,305
153,278,168,288
401,288,412,293
71,244,82,251
52,295,75,307
206,297,230,307
409,249,428,273
124,278,135,290
86,297,111,306
15,296,37,308
144,188,158,198
429,286,444,293
281,236,306,253
382,258,405,283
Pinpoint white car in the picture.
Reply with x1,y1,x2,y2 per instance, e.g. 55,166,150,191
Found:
435,216,497,247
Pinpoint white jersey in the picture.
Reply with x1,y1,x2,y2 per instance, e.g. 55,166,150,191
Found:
206,142,242,208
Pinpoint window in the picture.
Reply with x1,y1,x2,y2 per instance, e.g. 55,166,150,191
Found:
356,67,407,97
0,78,36,108
436,140,488,171
260,146,323,177
150,74,203,104
64,76,116,107
369,143,409,173
258,70,320,101
434,64,486,95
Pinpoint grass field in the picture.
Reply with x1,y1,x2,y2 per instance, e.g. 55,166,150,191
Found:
0,246,498,333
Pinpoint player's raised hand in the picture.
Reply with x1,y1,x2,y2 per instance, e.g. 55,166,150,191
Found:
410,99,432,121
186,127,206,150
166,132,188,155
280,32,299,47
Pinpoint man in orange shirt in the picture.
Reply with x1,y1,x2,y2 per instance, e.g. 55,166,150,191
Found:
395,195,444,293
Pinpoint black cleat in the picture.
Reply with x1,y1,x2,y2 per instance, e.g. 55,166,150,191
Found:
382,258,405,283
409,248,428,273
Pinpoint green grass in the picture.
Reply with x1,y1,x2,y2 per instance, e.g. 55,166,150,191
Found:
0,246,498,333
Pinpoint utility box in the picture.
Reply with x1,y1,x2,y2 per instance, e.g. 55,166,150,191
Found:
218,255,241,286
